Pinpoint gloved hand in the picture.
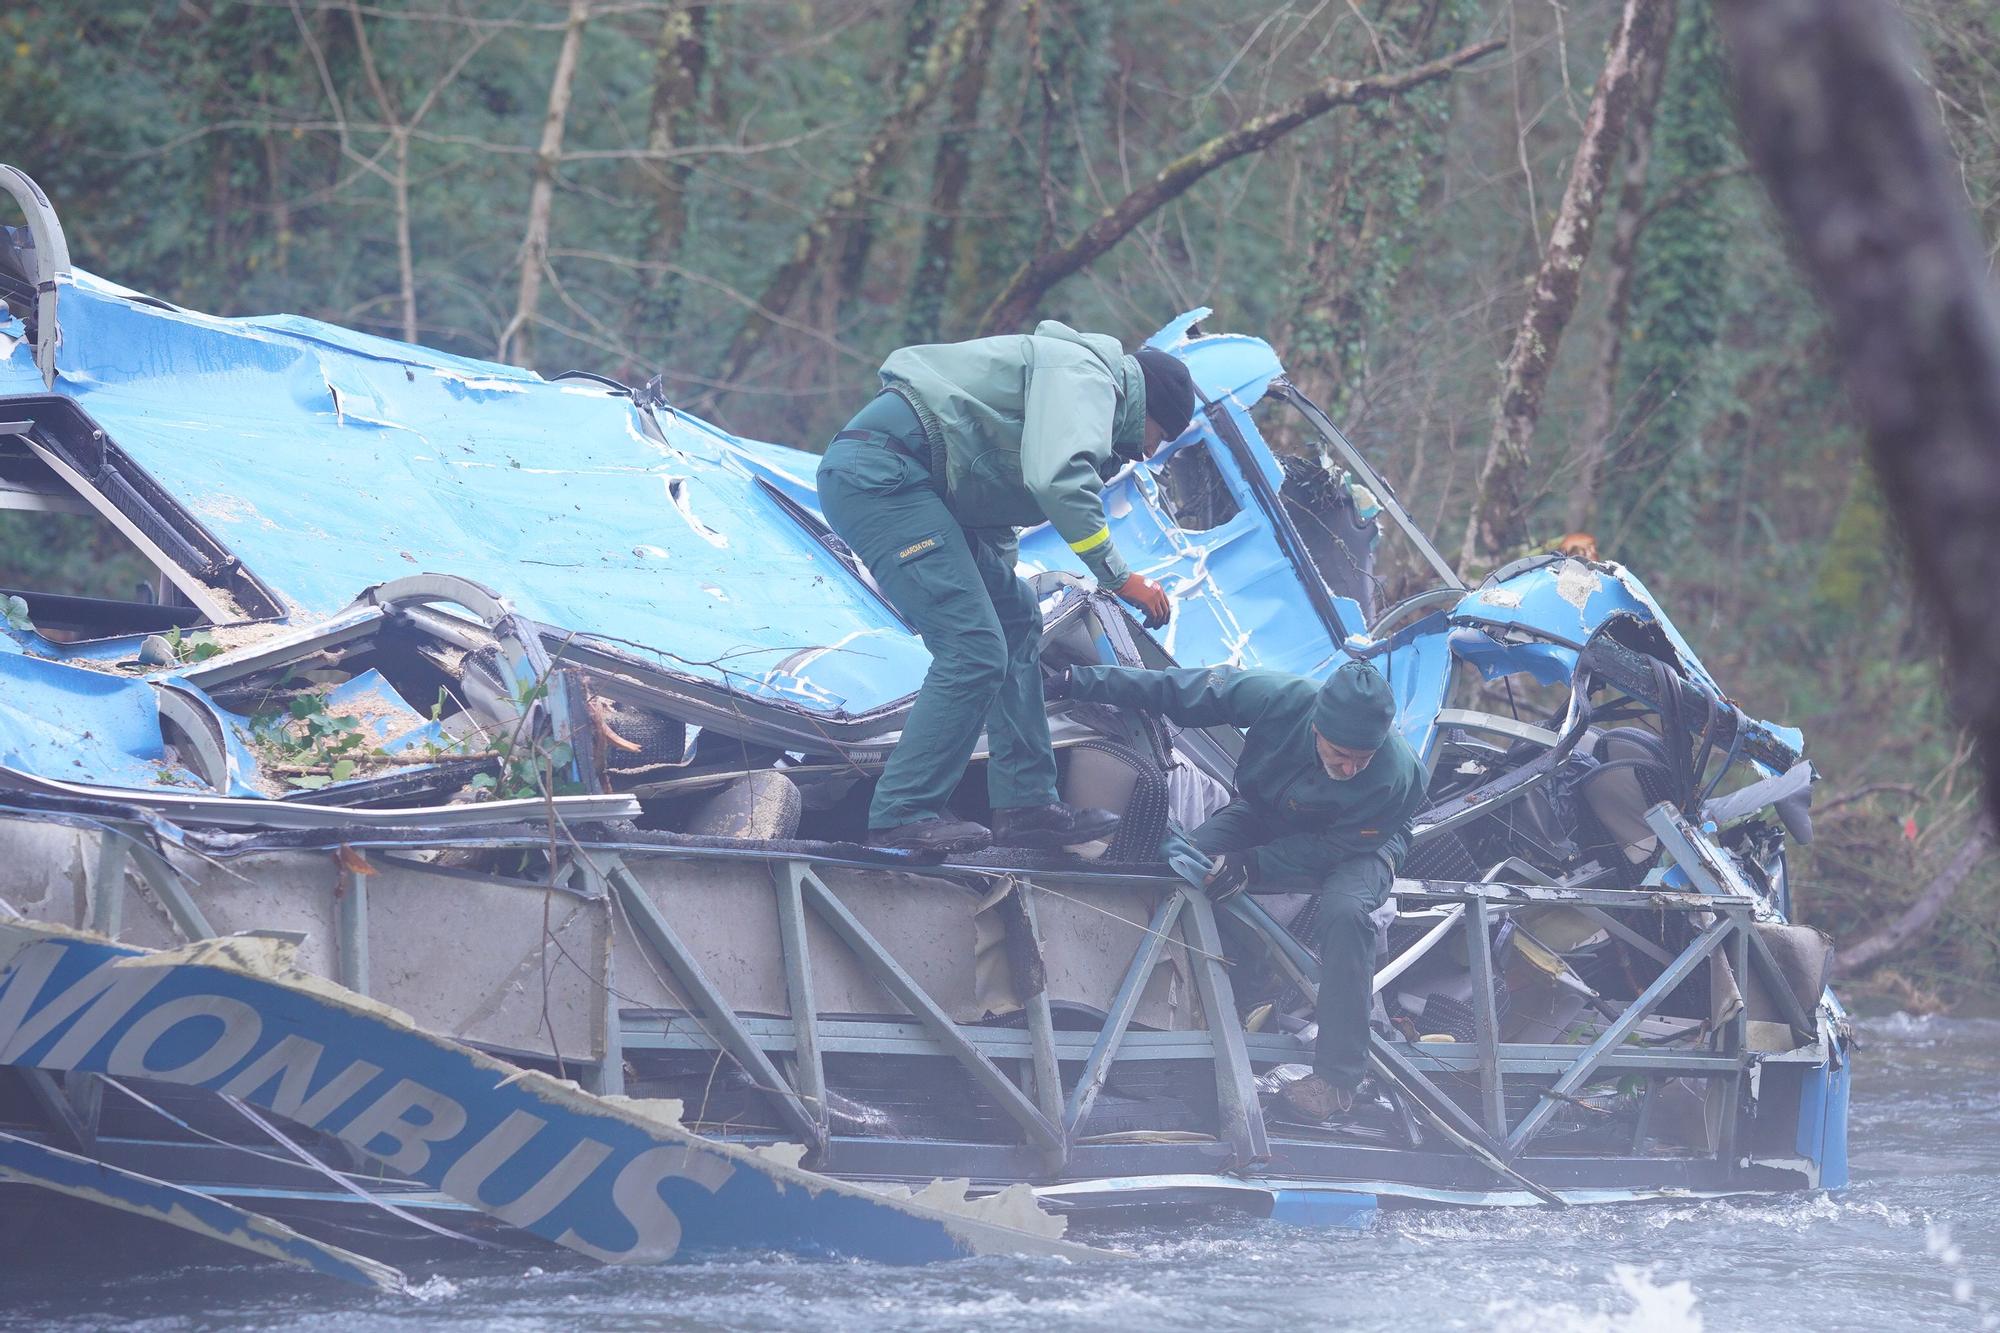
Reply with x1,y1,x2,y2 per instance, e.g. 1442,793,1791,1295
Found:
1041,664,1072,701
1203,853,1251,902
1117,573,1172,629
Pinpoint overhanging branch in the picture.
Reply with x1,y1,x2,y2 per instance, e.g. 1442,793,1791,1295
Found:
976,37,1505,336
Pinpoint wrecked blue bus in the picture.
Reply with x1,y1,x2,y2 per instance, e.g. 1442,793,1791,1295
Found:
0,164,1846,1287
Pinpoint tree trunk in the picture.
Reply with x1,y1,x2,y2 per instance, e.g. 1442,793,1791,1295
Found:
713,0,1005,393
1290,1,1471,424
977,38,1505,337
498,0,592,366
387,130,417,342
1460,0,1672,572
902,0,1002,344
345,4,418,342
1720,0,2000,827
1837,827,1992,974
1569,0,1675,536
636,2,711,343
834,0,942,308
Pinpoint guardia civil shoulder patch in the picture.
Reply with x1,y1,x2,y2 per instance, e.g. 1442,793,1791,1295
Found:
897,537,939,560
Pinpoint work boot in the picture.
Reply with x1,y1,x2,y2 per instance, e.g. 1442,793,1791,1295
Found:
1278,1073,1356,1122
990,803,1121,850
868,817,992,855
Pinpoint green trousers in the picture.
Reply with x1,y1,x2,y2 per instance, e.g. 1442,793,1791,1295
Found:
1195,801,1392,1091
817,393,1059,831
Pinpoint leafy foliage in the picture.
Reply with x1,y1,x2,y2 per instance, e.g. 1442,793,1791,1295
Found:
1611,4,1735,558
248,686,376,791
162,626,221,664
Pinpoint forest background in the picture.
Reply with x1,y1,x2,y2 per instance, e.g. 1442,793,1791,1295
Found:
5,0,1995,1002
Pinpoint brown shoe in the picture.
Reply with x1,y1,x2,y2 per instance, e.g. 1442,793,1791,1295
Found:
1279,1073,1356,1121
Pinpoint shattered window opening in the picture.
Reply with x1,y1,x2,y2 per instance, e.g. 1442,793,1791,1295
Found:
1152,440,1242,533
0,429,207,639
0,399,285,639
1254,382,1468,622
1243,390,1385,621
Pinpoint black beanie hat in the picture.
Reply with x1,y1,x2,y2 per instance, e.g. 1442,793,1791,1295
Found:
1134,347,1197,440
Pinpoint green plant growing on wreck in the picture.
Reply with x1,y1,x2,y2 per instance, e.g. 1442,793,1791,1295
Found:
162,625,221,664
468,672,583,803
3,594,31,633
247,685,383,790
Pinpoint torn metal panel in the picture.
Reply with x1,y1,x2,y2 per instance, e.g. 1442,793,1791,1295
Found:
0,274,931,717
1451,555,1801,753
0,770,639,831
0,921,1102,1263
1019,310,1364,680
0,1126,405,1289
0,166,70,389
0,653,203,792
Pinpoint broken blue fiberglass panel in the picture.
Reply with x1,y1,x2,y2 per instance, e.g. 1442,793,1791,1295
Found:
1,273,931,716
1450,557,1805,763
0,651,201,790
0,923,1099,1268
0,275,1802,787
1019,309,1363,682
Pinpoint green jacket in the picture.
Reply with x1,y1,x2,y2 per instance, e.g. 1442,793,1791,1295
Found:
1070,664,1429,885
879,320,1149,585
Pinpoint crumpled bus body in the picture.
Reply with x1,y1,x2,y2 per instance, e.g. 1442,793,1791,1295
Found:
0,168,1846,1286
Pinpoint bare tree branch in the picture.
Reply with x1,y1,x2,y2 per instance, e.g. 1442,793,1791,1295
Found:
712,0,1007,394
1837,825,1992,974
1816,782,1923,817
346,3,418,341
78,116,832,166
976,36,1505,336
1634,161,1749,231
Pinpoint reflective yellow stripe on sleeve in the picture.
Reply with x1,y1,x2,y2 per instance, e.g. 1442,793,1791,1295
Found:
1068,526,1112,555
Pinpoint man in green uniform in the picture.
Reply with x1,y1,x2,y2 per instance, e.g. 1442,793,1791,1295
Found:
1057,659,1427,1118
818,322,1197,854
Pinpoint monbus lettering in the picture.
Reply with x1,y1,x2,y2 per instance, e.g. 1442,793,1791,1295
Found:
0,943,168,1068
1,938,748,1265
219,1035,382,1128
560,1144,736,1263
107,993,264,1083
338,1077,469,1175
440,1109,616,1227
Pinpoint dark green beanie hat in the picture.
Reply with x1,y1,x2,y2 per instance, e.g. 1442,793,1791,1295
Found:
1313,660,1396,750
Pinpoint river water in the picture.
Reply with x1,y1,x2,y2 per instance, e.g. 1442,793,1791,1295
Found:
6,1013,1996,1332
